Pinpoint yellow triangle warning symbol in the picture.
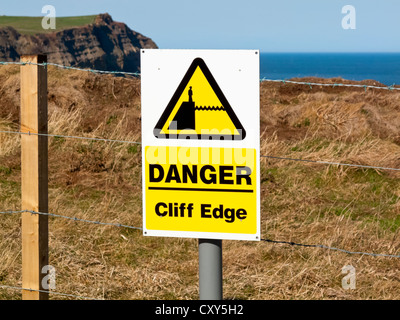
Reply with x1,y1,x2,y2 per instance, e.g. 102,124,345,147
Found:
154,58,246,140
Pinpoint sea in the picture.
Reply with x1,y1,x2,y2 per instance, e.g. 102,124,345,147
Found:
259,53,400,86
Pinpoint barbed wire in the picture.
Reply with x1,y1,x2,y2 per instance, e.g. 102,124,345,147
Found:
0,210,26,215
0,61,140,77
261,155,400,172
261,239,400,259
260,78,400,91
1,209,399,259
0,210,142,230
1,60,399,91
0,285,101,300
0,129,142,145
1,129,399,172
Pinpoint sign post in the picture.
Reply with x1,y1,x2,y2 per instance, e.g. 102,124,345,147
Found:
199,239,222,300
20,54,49,300
141,50,260,299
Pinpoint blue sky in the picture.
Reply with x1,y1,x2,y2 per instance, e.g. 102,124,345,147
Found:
2,0,400,52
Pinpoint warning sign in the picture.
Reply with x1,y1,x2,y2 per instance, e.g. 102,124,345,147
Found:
145,146,257,234
141,50,260,241
154,58,246,140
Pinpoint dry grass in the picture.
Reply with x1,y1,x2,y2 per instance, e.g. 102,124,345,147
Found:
0,66,400,300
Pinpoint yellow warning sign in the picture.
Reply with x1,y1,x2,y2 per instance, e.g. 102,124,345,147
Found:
154,58,246,140
141,50,260,241
145,146,257,234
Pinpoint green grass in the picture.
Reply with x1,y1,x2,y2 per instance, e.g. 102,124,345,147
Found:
0,15,97,35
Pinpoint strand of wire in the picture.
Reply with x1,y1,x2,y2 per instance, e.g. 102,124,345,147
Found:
1,129,399,172
0,210,142,230
1,60,399,91
0,130,142,145
1,210,399,259
261,155,400,171
0,285,101,300
261,239,400,259
0,61,140,77
260,78,400,91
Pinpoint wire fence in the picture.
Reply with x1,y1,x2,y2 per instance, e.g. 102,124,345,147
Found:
1,60,399,91
260,78,400,91
1,59,400,299
2,209,400,259
0,61,141,77
2,206,400,299
1,129,399,172
0,210,143,230
0,129,142,145
261,155,400,172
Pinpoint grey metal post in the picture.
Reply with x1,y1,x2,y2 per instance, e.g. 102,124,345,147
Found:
199,239,222,300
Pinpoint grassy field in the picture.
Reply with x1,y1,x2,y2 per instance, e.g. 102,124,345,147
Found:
0,65,399,300
0,15,97,35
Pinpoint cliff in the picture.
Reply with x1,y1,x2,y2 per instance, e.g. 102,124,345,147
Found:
0,13,158,72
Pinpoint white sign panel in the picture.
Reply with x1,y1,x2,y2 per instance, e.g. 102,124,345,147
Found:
141,49,260,241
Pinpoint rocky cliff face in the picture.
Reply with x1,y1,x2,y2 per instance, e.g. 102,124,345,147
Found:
0,13,157,72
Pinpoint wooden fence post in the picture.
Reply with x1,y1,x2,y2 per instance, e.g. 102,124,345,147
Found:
20,54,49,300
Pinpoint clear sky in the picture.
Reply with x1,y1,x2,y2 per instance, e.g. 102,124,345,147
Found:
2,0,400,52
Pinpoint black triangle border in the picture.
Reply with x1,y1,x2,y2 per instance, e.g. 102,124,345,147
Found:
153,57,246,140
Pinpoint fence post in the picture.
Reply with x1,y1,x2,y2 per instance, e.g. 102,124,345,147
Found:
199,239,223,300
20,54,49,300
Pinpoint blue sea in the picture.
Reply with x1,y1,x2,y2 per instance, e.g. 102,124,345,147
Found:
260,53,400,86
